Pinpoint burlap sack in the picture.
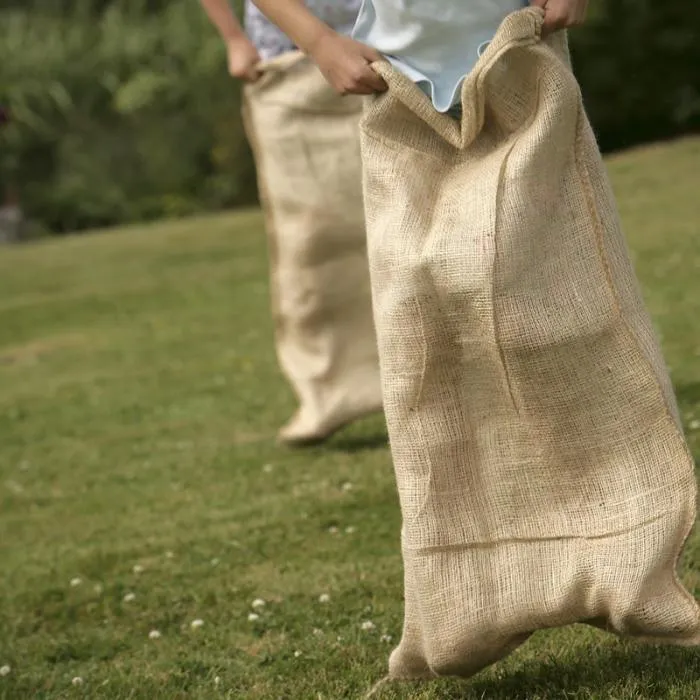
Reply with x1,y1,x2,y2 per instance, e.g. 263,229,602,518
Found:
360,8,700,680
242,52,382,443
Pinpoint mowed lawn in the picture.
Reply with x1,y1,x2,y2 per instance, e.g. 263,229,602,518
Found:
1,138,700,700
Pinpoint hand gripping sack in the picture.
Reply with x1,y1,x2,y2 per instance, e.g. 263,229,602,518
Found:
243,53,382,441
360,8,700,680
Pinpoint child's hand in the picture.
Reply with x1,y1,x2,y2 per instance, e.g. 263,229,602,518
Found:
226,36,262,82
310,31,387,95
531,0,589,36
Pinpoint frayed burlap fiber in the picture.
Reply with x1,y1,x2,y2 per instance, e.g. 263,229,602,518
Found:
243,53,381,442
360,7,700,680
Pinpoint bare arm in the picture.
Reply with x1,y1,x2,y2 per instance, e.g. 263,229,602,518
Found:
252,0,387,94
200,0,246,42
199,0,261,81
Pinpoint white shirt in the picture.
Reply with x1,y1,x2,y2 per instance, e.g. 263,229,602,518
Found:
352,0,529,112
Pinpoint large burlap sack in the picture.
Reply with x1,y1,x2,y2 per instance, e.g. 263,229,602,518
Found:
360,8,700,680
243,52,382,442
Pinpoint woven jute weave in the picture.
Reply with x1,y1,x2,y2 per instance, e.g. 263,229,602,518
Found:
360,8,700,679
243,52,381,442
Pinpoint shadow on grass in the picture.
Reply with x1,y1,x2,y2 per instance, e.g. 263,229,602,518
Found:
328,429,389,453
441,642,700,699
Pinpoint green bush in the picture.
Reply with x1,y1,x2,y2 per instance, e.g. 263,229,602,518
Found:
571,0,700,152
0,1,255,233
1,1,698,233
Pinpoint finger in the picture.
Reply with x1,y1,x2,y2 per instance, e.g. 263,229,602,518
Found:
245,66,262,83
541,9,569,36
360,44,385,64
358,65,388,93
343,83,378,96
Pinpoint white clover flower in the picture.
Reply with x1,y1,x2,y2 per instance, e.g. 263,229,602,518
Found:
327,526,339,534
690,419,700,431
69,577,82,588
248,613,260,622
123,593,136,603
344,526,356,534
381,634,393,643
133,565,144,574
148,630,161,640
251,598,266,610
93,584,103,594
341,482,353,492
293,650,302,658
0,665,10,677
312,628,323,636
361,621,376,631
214,676,221,686
318,593,331,604
71,677,83,686
191,619,204,629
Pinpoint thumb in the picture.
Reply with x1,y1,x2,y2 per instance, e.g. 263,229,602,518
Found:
360,44,384,64
245,65,262,83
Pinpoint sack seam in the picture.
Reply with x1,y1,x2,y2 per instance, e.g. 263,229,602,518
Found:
573,107,700,620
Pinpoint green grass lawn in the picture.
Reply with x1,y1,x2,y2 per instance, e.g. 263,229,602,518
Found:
1,138,700,699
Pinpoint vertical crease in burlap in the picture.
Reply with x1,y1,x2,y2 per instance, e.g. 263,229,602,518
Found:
360,8,700,679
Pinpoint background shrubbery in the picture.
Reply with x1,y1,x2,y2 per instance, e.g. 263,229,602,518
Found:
1,0,698,234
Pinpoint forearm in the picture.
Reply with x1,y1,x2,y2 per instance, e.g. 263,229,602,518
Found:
199,0,246,42
252,0,333,54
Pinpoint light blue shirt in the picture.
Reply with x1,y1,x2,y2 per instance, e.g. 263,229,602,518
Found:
352,0,530,112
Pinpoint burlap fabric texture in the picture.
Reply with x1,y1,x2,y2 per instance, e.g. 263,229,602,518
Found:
243,52,382,444
359,7,700,680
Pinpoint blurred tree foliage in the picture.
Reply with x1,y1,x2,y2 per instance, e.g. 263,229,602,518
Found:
572,0,700,152
0,0,698,233
0,0,255,233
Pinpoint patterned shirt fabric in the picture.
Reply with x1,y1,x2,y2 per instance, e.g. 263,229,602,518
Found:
245,0,361,60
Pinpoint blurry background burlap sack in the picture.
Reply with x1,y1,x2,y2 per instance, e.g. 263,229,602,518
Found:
243,52,381,443
360,8,700,680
